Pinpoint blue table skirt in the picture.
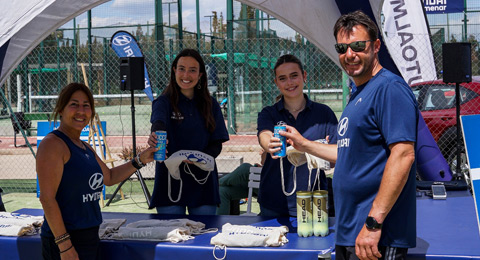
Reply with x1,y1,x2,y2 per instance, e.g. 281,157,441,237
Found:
3,190,480,260
3,209,334,260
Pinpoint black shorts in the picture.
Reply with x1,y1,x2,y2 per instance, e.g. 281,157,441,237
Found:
41,226,101,260
335,245,408,260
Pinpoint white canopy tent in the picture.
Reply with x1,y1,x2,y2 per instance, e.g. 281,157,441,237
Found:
236,0,436,84
0,0,109,86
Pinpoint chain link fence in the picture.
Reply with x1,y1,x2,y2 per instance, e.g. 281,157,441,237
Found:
0,36,345,199
2,11,480,199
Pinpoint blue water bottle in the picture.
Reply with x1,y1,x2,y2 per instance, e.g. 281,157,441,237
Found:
274,125,287,157
154,131,167,162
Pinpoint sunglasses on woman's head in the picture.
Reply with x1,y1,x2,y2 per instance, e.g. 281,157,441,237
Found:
334,40,374,54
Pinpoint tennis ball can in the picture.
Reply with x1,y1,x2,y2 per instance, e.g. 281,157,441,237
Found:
296,191,313,237
313,190,329,237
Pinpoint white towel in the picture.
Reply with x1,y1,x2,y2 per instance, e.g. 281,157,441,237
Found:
0,212,44,227
125,218,213,235
0,223,37,236
103,218,213,242
210,223,289,247
99,219,126,238
0,212,43,237
105,226,193,243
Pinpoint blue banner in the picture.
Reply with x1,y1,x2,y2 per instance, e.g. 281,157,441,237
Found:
110,31,154,101
423,0,464,14
460,115,480,237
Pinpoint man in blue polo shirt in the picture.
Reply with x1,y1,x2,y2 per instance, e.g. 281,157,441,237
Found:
282,11,417,260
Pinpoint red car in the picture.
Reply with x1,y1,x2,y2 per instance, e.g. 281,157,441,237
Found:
411,77,480,175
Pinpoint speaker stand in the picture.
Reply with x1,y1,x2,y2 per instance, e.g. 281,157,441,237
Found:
455,82,462,179
105,89,152,207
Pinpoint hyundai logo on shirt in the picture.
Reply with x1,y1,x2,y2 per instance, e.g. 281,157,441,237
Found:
83,173,103,203
337,117,350,148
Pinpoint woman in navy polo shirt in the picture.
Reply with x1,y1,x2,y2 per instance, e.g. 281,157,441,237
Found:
257,54,338,217
149,49,229,215
37,83,157,260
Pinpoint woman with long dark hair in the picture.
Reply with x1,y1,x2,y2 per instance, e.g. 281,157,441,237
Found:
149,49,229,215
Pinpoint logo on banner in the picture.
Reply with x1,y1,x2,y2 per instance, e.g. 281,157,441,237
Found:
110,30,154,101
112,35,133,46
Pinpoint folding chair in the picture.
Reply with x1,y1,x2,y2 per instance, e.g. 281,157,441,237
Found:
241,166,262,216
10,112,33,147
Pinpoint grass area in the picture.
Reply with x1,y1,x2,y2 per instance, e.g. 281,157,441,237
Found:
0,179,37,193
0,179,260,215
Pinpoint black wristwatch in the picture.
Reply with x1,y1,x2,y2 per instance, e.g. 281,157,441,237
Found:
365,216,382,230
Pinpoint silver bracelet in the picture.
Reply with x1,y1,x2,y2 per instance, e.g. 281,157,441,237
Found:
135,153,146,168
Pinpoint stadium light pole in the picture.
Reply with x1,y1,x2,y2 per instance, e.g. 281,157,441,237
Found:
163,1,177,26
205,14,214,36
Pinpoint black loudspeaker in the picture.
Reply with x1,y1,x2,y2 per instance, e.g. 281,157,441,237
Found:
442,43,472,83
119,57,145,90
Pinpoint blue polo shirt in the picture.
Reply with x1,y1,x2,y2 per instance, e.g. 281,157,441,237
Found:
333,68,418,248
257,95,338,216
150,93,229,207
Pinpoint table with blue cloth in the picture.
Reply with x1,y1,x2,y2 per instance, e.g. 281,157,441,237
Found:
1,190,479,260
1,209,334,260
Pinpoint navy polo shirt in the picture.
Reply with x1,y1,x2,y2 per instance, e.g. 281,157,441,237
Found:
257,95,338,216
333,68,418,248
41,130,103,238
150,93,229,207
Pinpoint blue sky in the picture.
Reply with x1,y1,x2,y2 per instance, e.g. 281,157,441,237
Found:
64,0,228,35
61,0,479,41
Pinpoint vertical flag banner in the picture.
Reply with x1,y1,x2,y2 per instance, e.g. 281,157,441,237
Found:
110,31,154,101
383,0,437,85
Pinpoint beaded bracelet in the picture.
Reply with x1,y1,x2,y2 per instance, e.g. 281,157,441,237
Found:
59,244,74,254
54,233,70,245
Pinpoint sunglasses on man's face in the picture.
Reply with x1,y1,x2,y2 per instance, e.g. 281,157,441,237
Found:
334,40,374,54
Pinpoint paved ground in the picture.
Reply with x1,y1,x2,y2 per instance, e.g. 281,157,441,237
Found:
0,134,261,179
0,134,263,214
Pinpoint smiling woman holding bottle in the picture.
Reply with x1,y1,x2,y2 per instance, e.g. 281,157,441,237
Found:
257,54,338,217
149,49,229,215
